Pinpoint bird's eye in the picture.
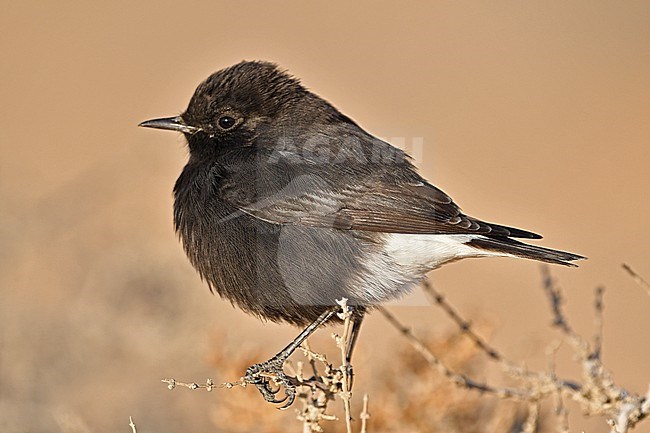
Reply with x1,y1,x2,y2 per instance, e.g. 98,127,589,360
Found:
217,115,236,130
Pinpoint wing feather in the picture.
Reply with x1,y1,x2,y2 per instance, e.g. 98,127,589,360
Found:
223,174,541,239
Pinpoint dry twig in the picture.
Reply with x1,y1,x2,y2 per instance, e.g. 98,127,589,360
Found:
162,267,648,432
622,263,650,298
333,298,354,433
380,268,650,433
359,394,370,433
163,298,362,432
378,306,534,400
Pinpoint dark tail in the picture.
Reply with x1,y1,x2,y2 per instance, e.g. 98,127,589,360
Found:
468,237,585,267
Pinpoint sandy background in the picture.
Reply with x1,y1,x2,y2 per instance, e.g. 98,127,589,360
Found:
1,1,649,432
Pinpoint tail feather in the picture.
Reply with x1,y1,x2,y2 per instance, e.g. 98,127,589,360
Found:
468,237,585,267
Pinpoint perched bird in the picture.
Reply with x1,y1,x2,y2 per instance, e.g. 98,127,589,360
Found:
139,60,583,407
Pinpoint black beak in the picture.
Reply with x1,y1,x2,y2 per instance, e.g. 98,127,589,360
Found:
138,116,200,134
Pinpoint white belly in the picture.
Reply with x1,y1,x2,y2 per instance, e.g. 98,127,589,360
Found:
383,233,504,273
351,233,506,304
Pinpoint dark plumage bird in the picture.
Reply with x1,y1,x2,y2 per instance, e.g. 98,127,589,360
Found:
139,60,583,407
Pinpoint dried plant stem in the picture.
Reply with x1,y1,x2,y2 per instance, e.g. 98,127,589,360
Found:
378,306,533,400
164,299,362,432
622,263,650,297
540,268,629,410
383,269,649,433
593,285,605,360
421,280,563,385
334,298,354,433
161,268,649,432
521,402,540,433
421,280,501,361
541,266,590,355
161,377,233,391
359,394,370,433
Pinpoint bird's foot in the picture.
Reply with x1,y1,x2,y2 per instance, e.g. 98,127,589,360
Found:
245,357,296,409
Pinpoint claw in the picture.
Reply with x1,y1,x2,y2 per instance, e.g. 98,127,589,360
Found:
278,390,295,410
270,393,289,404
244,358,297,408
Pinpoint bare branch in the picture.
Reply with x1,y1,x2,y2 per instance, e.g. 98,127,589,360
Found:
378,306,534,400
360,394,370,433
163,269,647,432
422,278,582,393
334,297,354,433
622,263,650,297
540,265,589,355
382,270,649,432
592,286,605,360
162,377,230,391
521,402,540,433
421,279,501,361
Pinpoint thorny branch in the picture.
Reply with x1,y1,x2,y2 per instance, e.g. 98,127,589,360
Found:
377,306,535,400
421,279,581,391
163,298,366,433
381,267,649,433
622,263,650,298
160,266,649,432
334,298,354,433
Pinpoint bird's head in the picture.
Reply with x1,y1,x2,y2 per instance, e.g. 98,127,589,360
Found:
139,61,337,158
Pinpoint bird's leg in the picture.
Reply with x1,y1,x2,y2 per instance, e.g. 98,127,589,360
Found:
245,308,337,409
345,308,365,364
343,308,365,391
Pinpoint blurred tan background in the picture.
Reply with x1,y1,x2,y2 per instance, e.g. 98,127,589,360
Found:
1,1,649,432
